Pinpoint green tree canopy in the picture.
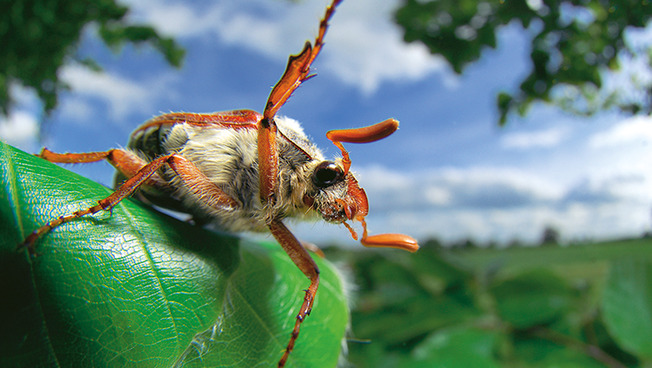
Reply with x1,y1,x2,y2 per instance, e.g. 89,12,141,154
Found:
395,0,652,124
0,0,184,116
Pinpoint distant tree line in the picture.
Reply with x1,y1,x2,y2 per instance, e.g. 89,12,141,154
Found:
424,222,652,250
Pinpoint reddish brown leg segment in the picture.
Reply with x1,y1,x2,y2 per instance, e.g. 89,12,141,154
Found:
39,148,166,187
257,117,279,204
39,148,114,163
268,220,320,368
167,155,238,211
262,0,342,120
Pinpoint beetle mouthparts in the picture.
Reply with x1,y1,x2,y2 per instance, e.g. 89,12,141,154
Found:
342,221,359,241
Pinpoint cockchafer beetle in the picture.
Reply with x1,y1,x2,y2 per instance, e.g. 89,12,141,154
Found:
21,1,419,366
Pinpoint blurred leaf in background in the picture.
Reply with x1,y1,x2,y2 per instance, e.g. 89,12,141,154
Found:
602,258,652,361
0,0,184,117
395,0,652,124
332,239,652,368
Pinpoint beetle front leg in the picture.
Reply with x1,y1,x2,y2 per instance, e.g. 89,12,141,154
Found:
257,117,279,205
257,114,319,367
268,220,320,368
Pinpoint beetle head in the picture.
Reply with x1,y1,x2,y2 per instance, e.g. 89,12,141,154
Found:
302,119,401,239
304,160,368,230
300,120,419,252
310,118,401,227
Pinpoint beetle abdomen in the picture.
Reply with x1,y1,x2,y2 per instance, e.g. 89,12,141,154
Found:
128,122,178,160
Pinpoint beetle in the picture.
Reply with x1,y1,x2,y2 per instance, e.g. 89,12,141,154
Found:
21,0,419,366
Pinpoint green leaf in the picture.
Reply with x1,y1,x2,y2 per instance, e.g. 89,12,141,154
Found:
404,326,502,368
350,249,479,347
490,269,572,328
512,337,609,368
601,258,652,360
0,142,348,367
394,0,652,123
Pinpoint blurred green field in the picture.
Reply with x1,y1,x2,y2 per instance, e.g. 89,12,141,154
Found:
451,237,652,281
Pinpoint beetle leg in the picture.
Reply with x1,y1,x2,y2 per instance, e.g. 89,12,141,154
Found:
21,152,177,253
39,147,117,163
134,109,260,136
268,220,320,368
38,148,168,188
39,148,238,210
257,117,280,205
259,0,343,198
22,152,238,253
166,154,239,211
258,82,319,368
301,241,325,259
255,1,343,365
263,0,342,120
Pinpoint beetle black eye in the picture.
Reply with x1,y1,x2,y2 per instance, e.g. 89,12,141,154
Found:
312,161,343,188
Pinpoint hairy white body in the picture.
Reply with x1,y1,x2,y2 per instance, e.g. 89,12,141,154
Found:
120,114,349,233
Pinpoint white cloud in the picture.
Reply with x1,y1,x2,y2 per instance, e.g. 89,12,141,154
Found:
322,0,447,93
58,64,178,122
57,96,96,123
0,110,39,152
327,163,652,245
121,0,445,94
0,86,41,152
356,166,563,212
425,186,452,206
501,126,570,149
589,115,652,149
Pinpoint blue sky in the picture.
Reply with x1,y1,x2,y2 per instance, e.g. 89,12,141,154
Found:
2,0,652,246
